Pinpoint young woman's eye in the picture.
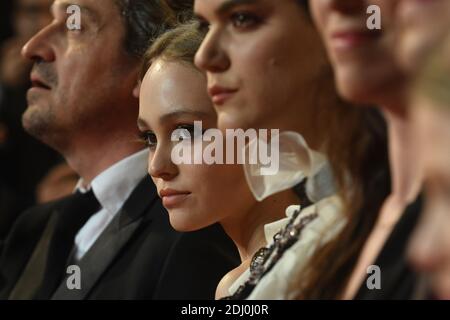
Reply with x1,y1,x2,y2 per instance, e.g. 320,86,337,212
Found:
139,131,157,149
230,12,262,30
172,124,196,142
172,124,205,142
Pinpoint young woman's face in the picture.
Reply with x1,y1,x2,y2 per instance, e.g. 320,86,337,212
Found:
310,0,405,105
409,99,450,299
138,59,254,232
395,0,450,73
194,0,327,132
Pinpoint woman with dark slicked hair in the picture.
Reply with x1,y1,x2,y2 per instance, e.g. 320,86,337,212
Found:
194,0,390,299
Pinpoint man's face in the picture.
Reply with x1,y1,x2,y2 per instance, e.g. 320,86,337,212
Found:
21,0,139,149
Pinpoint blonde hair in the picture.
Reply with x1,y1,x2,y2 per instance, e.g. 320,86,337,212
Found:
140,20,203,80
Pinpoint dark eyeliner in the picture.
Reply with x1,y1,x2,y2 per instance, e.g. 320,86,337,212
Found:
138,131,157,149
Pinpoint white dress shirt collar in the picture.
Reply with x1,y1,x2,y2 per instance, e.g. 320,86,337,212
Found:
75,149,149,215
73,149,149,260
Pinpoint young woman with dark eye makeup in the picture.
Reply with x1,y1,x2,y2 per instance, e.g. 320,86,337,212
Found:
193,0,390,299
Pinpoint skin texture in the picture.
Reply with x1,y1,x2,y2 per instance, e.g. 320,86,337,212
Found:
394,0,450,73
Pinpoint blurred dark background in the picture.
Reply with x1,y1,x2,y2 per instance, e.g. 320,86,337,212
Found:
0,0,78,242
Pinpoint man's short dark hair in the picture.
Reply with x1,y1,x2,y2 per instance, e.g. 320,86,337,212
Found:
114,0,194,58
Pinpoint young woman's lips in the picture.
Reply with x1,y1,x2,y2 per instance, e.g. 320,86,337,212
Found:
208,86,238,106
160,189,191,209
330,30,381,51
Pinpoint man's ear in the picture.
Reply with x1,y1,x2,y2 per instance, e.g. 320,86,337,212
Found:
132,80,141,98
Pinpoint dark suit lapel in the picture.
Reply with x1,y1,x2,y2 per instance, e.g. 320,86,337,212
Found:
0,201,54,299
8,212,59,300
51,177,160,300
6,192,97,300
35,192,100,299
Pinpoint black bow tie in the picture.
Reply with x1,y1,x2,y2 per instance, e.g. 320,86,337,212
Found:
72,189,101,215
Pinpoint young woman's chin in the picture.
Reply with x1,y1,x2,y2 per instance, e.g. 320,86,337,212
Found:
334,68,375,105
166,207,212,233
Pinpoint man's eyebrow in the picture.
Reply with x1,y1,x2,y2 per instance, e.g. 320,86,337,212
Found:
217,0,259,14
137,110,211,131
51,1,101,26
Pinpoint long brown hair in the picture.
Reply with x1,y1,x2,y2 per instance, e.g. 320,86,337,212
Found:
296,89,390,298
289,4,390,298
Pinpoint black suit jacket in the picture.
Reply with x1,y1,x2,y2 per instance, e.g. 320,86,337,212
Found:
355,196,422,300
0,177,240,300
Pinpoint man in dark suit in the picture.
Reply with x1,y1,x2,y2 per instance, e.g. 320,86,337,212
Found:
0,0,239,300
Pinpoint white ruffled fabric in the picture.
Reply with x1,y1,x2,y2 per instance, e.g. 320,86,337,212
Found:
228,131,346,299
243,131,329,202
228,196,346,299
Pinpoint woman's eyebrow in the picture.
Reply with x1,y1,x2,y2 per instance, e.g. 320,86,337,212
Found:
158,110,211,124
217,0,260,15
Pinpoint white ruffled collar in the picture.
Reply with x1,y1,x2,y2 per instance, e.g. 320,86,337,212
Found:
227,131,342,298
228,195,346,297
243,131,335,202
